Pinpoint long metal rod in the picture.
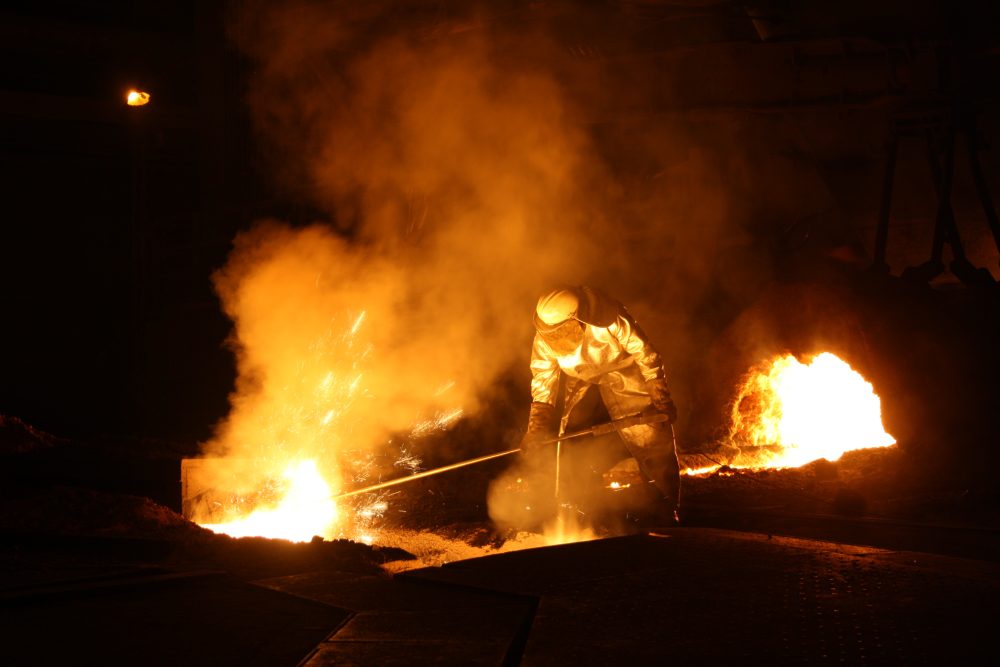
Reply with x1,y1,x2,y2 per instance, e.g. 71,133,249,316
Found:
554,439,562,501
332,447,522,501
330,411,669,501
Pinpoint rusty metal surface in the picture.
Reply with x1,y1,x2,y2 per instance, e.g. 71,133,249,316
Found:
262,569,535,666
305,607,528,666
0,572,350,666
16,525,990,665
682,504,1000,562
399,529,998,665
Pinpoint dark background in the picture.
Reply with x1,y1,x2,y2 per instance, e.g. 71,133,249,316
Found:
1,0,998,474
1,1,251,442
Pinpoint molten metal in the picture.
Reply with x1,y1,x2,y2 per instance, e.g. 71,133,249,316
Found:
729,352,895,468
200,460,338,542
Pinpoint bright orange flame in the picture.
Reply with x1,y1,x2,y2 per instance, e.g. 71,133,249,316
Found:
683,465,719,477
126,90,150,106
188,224,474,545
200,460,338,542
729,352,895,468
192,306,368,541
543,506,597,545
187,299,460,544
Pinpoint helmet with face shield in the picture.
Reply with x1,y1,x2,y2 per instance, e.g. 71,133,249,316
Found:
532,288,584,354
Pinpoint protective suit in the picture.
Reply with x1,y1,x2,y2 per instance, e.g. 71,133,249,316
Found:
522,286,681,516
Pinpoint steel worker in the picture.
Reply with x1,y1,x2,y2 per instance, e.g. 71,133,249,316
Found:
521,285,681,524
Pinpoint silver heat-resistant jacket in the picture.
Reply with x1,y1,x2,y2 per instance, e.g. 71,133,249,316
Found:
529,295,665,406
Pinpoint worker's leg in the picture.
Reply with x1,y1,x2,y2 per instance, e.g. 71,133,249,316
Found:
598,367,681,514
560,381,630,511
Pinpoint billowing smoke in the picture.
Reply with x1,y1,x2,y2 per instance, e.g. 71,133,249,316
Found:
199,2,625,502
198,2,838,529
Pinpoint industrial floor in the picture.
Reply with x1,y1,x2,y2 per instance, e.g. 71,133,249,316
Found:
263,527,999,665
2,526,997,665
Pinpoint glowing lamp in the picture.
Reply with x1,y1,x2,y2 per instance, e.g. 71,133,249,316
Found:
126,90,150,106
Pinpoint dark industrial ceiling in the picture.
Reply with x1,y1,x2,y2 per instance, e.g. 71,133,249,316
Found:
1,1,997,441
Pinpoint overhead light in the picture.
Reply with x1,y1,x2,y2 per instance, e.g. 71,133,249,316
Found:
126,89,150,106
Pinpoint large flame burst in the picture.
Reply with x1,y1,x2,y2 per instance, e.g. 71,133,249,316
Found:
199,460,338,541
727,352,896,468
191,303,461,544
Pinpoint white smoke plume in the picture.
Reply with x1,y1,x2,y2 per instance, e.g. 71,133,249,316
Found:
197,2,829,522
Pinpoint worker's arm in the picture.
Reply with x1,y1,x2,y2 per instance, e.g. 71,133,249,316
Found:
521,335,561,452
528,333,560,405
607,307,665,382
608,307,676,420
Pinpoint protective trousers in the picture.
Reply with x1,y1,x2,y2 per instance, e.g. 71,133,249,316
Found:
562,362,680,510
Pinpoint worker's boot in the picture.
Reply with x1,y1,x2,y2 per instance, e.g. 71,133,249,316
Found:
635,452,681,531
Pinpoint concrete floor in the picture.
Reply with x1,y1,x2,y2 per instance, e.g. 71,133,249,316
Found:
2,526,996,665
263,528,999,665
0,569,349,666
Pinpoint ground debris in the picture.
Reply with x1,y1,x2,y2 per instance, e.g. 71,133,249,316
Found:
0,485,201,540
682,446,905,516
0,414,65,454
0,483,415,583
375,525,548,573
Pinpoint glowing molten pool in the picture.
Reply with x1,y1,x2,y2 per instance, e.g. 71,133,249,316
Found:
728,352,896,468
200,460,338,542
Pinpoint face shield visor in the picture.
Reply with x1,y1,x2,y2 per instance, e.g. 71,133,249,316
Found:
535,313,584,355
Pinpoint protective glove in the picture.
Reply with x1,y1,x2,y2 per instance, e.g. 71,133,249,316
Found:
519,401,558,453
646,377,678,424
